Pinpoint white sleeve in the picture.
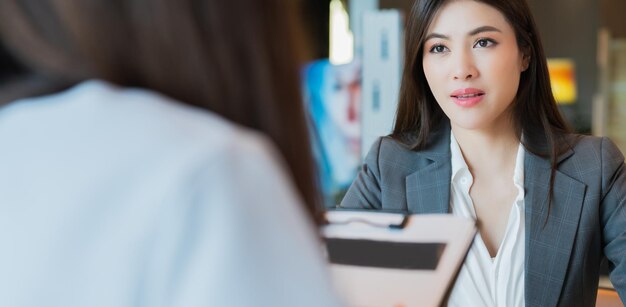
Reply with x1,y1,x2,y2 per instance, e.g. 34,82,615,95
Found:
146,134,345,307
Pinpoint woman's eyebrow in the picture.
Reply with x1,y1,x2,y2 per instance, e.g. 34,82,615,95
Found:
424,25,502,42
424,32,449,42
468,25,502,36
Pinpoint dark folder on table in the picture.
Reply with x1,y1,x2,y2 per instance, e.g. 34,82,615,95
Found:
322,210,476,307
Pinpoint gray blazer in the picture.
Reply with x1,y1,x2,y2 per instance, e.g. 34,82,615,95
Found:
340,124,626,307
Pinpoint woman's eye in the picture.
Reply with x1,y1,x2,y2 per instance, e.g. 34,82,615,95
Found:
474,38,496,48
429,45,448,53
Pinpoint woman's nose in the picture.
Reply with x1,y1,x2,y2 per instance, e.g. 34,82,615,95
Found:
451,51,478,80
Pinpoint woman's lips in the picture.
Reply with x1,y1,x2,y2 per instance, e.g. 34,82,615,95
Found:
450,88,485,107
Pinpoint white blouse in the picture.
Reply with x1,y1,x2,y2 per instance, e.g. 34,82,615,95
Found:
446,131,526,307
0,80,344,307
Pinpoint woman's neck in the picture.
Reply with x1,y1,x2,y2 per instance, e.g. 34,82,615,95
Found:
451,120,520,177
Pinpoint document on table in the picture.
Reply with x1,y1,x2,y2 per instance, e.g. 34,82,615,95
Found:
322,210,476,307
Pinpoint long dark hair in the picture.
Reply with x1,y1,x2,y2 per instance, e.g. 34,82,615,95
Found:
0,0,323,223
393,0,572,215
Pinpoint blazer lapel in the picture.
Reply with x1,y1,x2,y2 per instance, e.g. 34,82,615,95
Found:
524,149,586,307
405,124,451,214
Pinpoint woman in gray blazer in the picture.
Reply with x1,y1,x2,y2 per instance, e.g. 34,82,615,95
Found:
340,0,625,306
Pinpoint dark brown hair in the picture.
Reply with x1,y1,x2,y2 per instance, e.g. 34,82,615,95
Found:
393,0,572,215
0,0,323,223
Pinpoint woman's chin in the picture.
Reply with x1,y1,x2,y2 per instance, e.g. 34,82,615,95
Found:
448,117,491,131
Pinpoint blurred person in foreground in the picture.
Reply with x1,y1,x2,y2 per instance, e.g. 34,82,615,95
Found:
0,1,343,307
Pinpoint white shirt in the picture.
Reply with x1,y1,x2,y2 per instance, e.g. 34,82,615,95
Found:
447,131,526,307
0,80,344,307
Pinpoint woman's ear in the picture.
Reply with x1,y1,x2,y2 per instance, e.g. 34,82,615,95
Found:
522,54,530,72
520,47,531,72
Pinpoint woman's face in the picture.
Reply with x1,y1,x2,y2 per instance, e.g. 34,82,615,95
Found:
422,0,528,133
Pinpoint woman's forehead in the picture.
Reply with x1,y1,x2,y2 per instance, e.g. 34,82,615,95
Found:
425,0,513,38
